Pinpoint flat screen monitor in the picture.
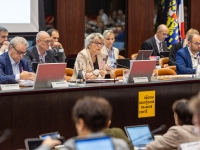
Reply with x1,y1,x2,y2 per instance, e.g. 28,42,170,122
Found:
136,50,153,60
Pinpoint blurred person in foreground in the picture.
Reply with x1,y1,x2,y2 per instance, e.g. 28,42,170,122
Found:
146,99,200,150
71,33,107,80
36,96,130,150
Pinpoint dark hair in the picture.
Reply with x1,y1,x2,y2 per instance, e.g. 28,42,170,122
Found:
72,96,112,132
0,26,8,33
172,99,192,125
46,29,58,36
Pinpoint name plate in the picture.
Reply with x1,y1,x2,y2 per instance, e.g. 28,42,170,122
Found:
0,84,20,91
51,82,68,88
133,77,149,83
180,141,200,150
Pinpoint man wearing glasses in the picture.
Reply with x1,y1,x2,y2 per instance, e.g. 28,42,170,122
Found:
176,33,200,74
24,31,57,68
0,36,35,84
141,24,169,56
0,26,9,55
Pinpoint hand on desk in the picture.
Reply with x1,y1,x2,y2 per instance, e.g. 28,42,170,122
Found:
42,137,61,148
86,73,97,79
20,71,35,80
99,70,107,77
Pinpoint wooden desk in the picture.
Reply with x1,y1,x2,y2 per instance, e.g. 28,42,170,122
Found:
1,79,200,149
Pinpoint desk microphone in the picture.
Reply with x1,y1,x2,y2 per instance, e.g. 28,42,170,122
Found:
0,129,12,144
114,62,129,69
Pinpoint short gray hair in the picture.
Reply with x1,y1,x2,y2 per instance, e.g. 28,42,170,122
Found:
0,26,8,33
8,36,29,49
85,33,104,48
103,30,114,39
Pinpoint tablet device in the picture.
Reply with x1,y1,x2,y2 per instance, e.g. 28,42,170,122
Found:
136,50,153,60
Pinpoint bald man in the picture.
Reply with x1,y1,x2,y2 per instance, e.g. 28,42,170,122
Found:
141,24,169,56
24,31,57,70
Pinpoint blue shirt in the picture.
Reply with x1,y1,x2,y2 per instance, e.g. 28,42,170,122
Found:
107,47,115,68
36,46,47,63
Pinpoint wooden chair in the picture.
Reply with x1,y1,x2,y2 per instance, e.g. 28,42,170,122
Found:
159,57,169,68
110,68,127,80
118,55,125,59
166,66,176,72
157,68,177,75
130,53,138,60
65,68,73,81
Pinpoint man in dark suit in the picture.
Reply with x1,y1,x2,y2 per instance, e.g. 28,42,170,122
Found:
176,34,200,74
141,24,168,56
0,26,9,55
0,37,35,84
24,31,57,67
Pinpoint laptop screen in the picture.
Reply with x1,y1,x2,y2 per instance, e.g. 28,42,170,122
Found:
125,125,154,146
75,136,115,150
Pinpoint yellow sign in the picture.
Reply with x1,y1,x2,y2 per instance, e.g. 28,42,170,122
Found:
138,91,155,118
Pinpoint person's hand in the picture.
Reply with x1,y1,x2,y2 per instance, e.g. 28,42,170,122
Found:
28,72,36,81
99,70,107,77
20,71,30,80
52,42,63,49
0,41,9,52
86,73,97,79
42,137,61,148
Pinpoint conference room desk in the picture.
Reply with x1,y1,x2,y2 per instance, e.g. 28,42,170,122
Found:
1,78,200,149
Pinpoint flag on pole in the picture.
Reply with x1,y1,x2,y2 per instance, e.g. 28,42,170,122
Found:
164,0,185,49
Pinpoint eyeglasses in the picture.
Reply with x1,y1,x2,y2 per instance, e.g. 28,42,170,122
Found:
12,46,26,55
191,42,200,47
39,39,52,44
92,41,104,47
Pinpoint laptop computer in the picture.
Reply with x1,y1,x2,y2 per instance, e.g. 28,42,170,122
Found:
32,62,40,73
124,125,154,148
33,63,66,89
116,58,130,68
75,136,115,150
126,60,156,83
160,51,170,57
65,58,76,68
135,50,153,60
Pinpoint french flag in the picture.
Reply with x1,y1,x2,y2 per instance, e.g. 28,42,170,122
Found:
177,0,185,40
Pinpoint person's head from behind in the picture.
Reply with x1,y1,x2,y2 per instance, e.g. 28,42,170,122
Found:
189,93,200,129
185,28,199,44
0,26,8,45
172,99,192,126
187,33,200,54
47,29,60,44
72,96,112,137
103,30,115,49
99,9,104,16
36,31,51,52
156,24,169,41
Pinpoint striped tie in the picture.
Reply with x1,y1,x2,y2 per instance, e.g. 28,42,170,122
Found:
159,42,163,52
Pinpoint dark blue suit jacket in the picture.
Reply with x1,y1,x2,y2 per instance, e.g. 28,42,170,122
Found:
176,47,197,74
0,52,33,84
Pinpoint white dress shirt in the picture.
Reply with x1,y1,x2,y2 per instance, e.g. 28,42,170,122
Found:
154,35,163,53
8,53,20,81
188,47,198,69
36,46,47,63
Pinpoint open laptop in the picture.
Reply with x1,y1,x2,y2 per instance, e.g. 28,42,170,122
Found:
126,60,156,83
33,63,66,89
124,125,154,148
160,51,170,57
135,50,153,60
116,58,130,68
75,136,115,150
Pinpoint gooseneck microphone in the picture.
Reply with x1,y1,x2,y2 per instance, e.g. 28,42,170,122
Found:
114,62,129,69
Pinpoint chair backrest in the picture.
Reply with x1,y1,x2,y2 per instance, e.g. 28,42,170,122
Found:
159,57,169,68
166,66,176,72
118,55,125,59
110,68,127,80
157,68,177,75
130,53,138,60
65,68,74,81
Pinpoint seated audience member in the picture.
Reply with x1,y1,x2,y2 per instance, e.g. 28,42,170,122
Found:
0,26,9,55
97,21,106,34
146,99,200,150
169,28,199,66
108,11,118,26
24,31,57,67
47,29,66,62
102,30,119,69
71,33,107,80
117,10,125,25
36,96,130,150
141,24,169,56
176,33,200,74
98,9,109,25
115,26,125,41
0,37,35,84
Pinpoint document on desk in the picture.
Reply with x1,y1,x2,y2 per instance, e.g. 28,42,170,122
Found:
18,80,34,87
86,79,118,83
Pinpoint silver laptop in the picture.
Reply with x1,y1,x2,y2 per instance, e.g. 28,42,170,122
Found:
124,125,154,149
126,60,156,83
136,50,153,60
33,63,66,89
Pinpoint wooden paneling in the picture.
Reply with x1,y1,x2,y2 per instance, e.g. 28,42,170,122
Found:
55,0,85,56
127,0,154,58
190,0,200,32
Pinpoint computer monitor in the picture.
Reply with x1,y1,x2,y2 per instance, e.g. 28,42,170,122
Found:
75,136,115,150
33,63,66,89
126,60,156,83
116,58,130,68
136,50,153,60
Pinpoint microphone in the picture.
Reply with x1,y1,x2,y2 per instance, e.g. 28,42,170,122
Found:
114,62,129,69
0,129,12,144
129,124,166,143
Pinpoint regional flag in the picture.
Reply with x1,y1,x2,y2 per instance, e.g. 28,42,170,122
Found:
164,0,185,49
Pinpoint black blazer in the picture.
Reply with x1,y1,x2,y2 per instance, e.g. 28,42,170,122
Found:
141,36,168,56
24,46,57,67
